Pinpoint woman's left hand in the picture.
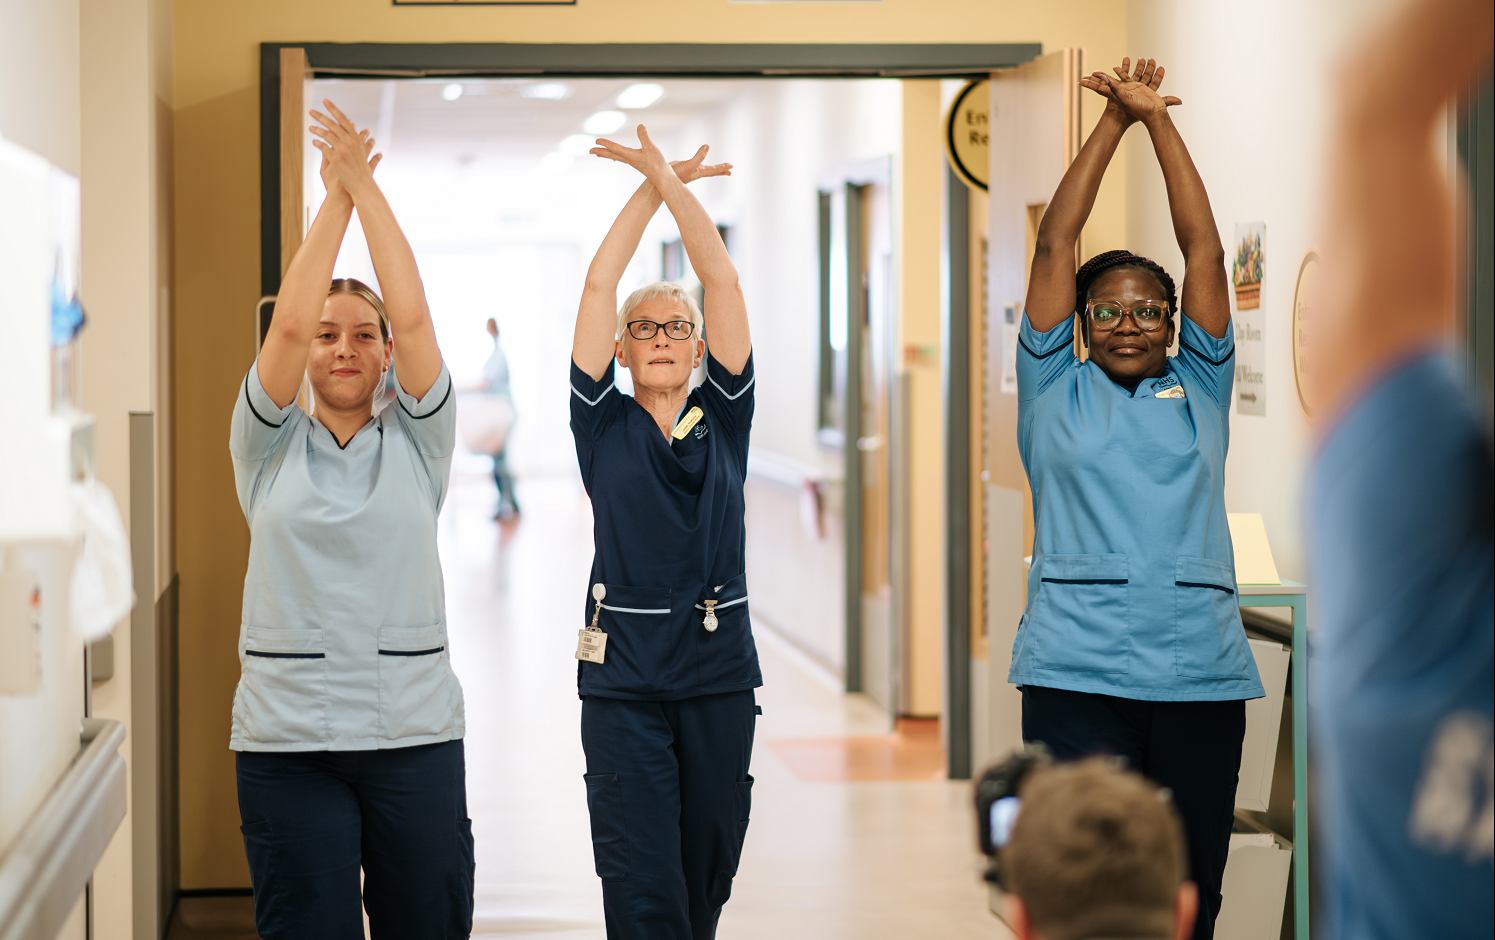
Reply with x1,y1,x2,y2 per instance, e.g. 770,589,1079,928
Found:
589,125,679,184
1081,57,1182,125
310,100,382,198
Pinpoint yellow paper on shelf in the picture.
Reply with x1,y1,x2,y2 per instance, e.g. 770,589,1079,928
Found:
1228,513,1281,585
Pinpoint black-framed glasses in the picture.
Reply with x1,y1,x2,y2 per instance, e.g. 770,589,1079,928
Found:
1085,300,1170,333
627,319,695,341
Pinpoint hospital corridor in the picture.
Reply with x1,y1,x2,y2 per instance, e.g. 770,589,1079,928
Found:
0,1,1491,940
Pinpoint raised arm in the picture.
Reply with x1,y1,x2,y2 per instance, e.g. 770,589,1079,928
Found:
257,132,376,408
312,100,442,400
1315,0,1493,424
593,129,748,374
573,182,667,380
575,142,733,379
1026,59,1178,332
1095,62,1228,337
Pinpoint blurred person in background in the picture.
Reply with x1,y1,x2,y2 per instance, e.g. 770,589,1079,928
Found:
1310,0,1493,937
480,317,519,521
998,759,1198,940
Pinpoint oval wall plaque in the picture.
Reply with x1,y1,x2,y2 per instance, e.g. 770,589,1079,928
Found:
944,80,989,192
1292,248,1320,417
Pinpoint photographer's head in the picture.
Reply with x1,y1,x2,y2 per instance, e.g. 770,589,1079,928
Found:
1003,759,1197,940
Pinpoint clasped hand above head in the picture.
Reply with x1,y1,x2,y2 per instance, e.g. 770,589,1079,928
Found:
1080,57,1183,127
309,99,383,200
572,125,751,384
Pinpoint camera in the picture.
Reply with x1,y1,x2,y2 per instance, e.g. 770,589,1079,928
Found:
974,744,1052,885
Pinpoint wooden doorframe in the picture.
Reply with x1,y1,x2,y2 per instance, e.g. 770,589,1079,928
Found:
257,41,1046,732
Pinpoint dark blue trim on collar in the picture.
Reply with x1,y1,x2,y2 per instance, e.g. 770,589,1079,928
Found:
244,373,287,429
1179,339,1234,367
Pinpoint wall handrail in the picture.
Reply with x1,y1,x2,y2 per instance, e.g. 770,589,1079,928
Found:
0,718,127,940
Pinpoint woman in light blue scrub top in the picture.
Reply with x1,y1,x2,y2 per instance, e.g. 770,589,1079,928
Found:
1011,59,1261,940
228,101,471,939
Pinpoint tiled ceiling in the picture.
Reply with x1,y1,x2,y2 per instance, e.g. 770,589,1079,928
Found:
309,78,749,164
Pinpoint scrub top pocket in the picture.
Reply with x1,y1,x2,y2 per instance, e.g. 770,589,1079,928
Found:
238,627,328,743
593,584,678,696
1031,554,1131,675
1173,557,1249,679
695,575,753,689
378,624,457,740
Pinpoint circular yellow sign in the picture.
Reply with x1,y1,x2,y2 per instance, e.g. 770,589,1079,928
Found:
944,80,989,192
1292,249,1320,417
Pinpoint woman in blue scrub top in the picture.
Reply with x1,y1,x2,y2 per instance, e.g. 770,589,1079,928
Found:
228,101,470,939
1011,60,1262,940
569,127,753,940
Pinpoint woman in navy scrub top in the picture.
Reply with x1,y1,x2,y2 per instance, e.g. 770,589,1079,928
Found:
1011,60,1262,940
228,101,470,939
570,127,753,940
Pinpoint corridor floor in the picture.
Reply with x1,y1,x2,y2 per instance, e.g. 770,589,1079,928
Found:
446,472,1013,939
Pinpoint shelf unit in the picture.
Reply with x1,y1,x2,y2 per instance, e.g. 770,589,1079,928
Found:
1237,579,1308,940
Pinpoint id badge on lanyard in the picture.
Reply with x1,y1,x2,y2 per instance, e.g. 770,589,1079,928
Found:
576,583,609,664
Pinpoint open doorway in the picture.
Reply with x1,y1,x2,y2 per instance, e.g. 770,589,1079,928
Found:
225,43,1043,934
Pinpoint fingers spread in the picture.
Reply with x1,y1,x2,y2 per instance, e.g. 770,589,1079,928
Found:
1152,65,1167,90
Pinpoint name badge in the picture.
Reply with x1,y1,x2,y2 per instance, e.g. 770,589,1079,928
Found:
1156,386,1186,399
671,406,704,440
576,583,609,664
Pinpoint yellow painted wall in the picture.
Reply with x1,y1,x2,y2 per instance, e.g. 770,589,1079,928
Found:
898,81,945,717
172,0,1129,886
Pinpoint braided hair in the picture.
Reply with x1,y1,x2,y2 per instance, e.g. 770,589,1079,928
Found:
1073,250,1177,324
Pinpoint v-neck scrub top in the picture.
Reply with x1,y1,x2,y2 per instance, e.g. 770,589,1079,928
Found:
1010,314,1264,702
228,361,465,751
570,351,761,701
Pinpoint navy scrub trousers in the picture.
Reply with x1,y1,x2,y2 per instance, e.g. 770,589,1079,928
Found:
1022,686,1246,940
581,691,757,940
235,740,475,940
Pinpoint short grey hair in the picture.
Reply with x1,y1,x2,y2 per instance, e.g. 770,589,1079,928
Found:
616,281,704,340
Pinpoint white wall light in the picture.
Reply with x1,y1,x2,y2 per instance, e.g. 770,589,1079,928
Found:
560,134,597,157
615,83,665,109
582,111,628,135
522,83,571,100
442,83,464,101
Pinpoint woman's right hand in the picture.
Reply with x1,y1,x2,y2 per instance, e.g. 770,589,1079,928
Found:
1081,57,1182,126
318,127,378,200
669,144,733,185
311,100,384,199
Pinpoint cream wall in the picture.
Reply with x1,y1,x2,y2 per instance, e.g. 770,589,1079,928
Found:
80,0,176,936
900,81,947,716
171,0,1129,886
1125,0,1400,582
0,0,80,173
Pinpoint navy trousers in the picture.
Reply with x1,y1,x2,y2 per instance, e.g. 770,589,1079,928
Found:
580,691,757,940
1021,686,1246,940
235,740,475,940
